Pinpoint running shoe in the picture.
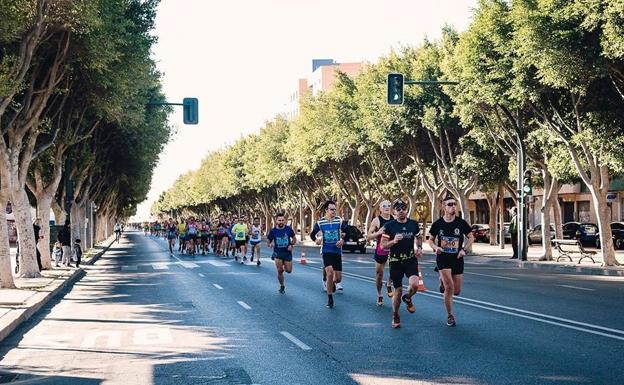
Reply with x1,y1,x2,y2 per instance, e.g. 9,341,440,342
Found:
336,282,343,293
376,296,383,306
326,296,334,309
234,255,238,262
402,294,416,313
392,312,401,328
439,278,445,294
386,284,393,298
322,280,327,292
279,286,285,294
250,255,254,262
243,256,247,262
256,260,261,266
447,314,456,327
240,259,244,265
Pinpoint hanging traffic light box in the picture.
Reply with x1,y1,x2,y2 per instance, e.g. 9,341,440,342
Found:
183,98,199,125
387,73,404,105
523,177,532,196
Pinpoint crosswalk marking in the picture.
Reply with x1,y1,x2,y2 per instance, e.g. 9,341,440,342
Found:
206,260,230,267
180,262,200,269
152,263,169,270
121,265,138,271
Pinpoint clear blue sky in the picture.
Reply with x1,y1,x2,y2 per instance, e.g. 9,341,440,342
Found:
133,0,477,220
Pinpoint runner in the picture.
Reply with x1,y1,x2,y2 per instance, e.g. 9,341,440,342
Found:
215,215,228,255
223,218,233,257
381,199,423,328
310,200,348,309
232,215,249,264
166,218,177,254
199,219,209,255
249,217,263,266
367,200,395,306
177,218,187,253
427,195,474,327
267,213,297,293
114,222,122,242
186,217,199,256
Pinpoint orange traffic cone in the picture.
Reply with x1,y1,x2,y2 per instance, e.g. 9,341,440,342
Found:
300,252,307,265
417,265,427,292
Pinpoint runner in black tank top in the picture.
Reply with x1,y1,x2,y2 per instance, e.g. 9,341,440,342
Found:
367,200,395,306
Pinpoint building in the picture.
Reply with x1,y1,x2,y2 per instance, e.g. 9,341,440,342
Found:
285,59,363,120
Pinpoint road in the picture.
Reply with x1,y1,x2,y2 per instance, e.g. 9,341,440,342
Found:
1,231,623,384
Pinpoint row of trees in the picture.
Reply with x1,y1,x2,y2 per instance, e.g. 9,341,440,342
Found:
154,0,624,266
0,0,172,287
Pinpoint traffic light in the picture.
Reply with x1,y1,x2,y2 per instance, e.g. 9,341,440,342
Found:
183,97,198,124
522,176,532,196
387,73,404,105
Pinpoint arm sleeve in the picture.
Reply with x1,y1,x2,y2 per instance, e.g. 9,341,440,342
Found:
341,221,349,241
310,223,320,241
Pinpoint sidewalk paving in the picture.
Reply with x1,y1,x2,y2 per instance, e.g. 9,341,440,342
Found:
0,236,116,343
297,239,624,276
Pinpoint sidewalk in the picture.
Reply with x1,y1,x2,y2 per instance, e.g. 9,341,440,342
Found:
297,239,624,276
0,236,116,343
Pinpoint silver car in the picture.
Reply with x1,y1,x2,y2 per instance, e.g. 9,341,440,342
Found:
528,224,555,245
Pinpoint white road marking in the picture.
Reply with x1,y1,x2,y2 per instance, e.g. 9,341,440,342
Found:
198,273,205,277
121,265,137,271
81,331,122,348
237,301,252,310
353,260,375,264
133,328,173,345
152,263,169,270
180,262,200,269
558,284,595,291
206,260,230,267
280,331,312,350
464,272,519,280
213,284,223,290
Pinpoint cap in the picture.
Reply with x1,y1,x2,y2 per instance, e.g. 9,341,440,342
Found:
393,199,407,209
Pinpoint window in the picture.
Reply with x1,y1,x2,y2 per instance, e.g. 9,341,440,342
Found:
578,201,591,222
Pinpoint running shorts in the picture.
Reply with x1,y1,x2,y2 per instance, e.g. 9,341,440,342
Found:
389,258,418,289
250,240,262,247
235,240,246,248
436,255,464,275
322,252,342,271
273,251,293,262
374,254,389,264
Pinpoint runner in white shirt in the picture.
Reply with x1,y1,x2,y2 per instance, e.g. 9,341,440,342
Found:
249,217,263,266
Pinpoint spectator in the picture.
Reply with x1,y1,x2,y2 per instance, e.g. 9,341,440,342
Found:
509,207,518,259
33,218,43,271
57,221,72,267
73,239,83,267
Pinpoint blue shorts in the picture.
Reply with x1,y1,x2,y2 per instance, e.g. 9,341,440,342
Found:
273,251,293,262
250,239,262,247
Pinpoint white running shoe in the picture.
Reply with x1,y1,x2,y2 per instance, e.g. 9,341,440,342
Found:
322,280,327,292
336,282,343,293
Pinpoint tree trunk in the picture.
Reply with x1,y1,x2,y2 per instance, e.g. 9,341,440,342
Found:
299,204,305,242
553,198,563,239
52,200,66,224
539,177,557,261
486,191,498,246
12,187,40,277
590,180,618,266
35,194,53,269
0,198,16,288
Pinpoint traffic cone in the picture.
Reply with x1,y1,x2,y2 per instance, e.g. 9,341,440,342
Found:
300,252,307,265
417,265,427,292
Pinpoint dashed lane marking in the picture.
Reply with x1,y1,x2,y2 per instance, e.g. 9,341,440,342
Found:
280,331,311,350
463,272,519,280
558,284,595,291
198,273,205,277
213,284,223,290
237,301,252,310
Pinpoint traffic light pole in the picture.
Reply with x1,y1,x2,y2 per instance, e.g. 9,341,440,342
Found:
515,131,528,261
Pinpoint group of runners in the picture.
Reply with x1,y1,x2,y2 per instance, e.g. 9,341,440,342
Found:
143,194,473,329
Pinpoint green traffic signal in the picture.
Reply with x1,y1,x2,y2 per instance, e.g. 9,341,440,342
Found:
387,73,404,105
523,177,532,195
183,97,199,125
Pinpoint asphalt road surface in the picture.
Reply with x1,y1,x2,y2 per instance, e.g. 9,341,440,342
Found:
1,231,623,384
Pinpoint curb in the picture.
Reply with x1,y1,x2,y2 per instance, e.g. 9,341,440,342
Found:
0,238,115,344
466,254,624,276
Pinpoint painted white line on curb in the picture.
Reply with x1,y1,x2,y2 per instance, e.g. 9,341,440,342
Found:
237,301,252,310
558,284,595,291
213,284,223,290
464,272,519,280
198,273,205,277
280,331,311,350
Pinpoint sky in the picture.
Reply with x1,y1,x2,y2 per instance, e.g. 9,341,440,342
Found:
132,0,477,221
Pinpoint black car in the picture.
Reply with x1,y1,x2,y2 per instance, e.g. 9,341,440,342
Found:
342,225,367,253
595,222,624,249
562,222,599,246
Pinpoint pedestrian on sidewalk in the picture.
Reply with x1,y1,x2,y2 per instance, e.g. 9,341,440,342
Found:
33,218,43,271
509,207,518,259
73,239,83,267
57,221,72,267
53,241,63,267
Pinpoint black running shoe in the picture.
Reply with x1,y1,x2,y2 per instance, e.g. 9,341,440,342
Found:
447,314,456,327
439,278,445,294
327,296,334,309
279,286,285,294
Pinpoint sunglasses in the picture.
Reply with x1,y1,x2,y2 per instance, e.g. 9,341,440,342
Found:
327,208,337,211
381,205,391,209
446,202,457,207
395,206,407,211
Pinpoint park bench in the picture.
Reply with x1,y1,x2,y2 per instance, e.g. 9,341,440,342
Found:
552,239,597,264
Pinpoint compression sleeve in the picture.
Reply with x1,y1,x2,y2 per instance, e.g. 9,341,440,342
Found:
310,222,320,241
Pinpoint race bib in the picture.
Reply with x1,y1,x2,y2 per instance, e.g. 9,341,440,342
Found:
324,230,339,242
440,236,460,253
276,236,289,248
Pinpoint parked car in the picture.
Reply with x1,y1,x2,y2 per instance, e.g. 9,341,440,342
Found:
527,224,555,245
562,222,599,246
471,224,490,243
595,222,624,249
342,225,367,253
485,222,511,243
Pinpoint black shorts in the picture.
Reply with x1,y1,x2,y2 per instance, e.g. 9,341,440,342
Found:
389,258,419,289
322,253,342,271
235,240,246,248
436,254,464,275
374,254,389,264
188,234,197,241
216,234,225,241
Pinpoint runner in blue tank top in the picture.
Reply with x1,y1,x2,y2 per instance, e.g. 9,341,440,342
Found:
311,200,348,309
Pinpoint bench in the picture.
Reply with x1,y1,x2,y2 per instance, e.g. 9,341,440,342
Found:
552,239,597,264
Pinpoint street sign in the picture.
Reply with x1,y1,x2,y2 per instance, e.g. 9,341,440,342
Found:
606,192,617,203
182,98,199,125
